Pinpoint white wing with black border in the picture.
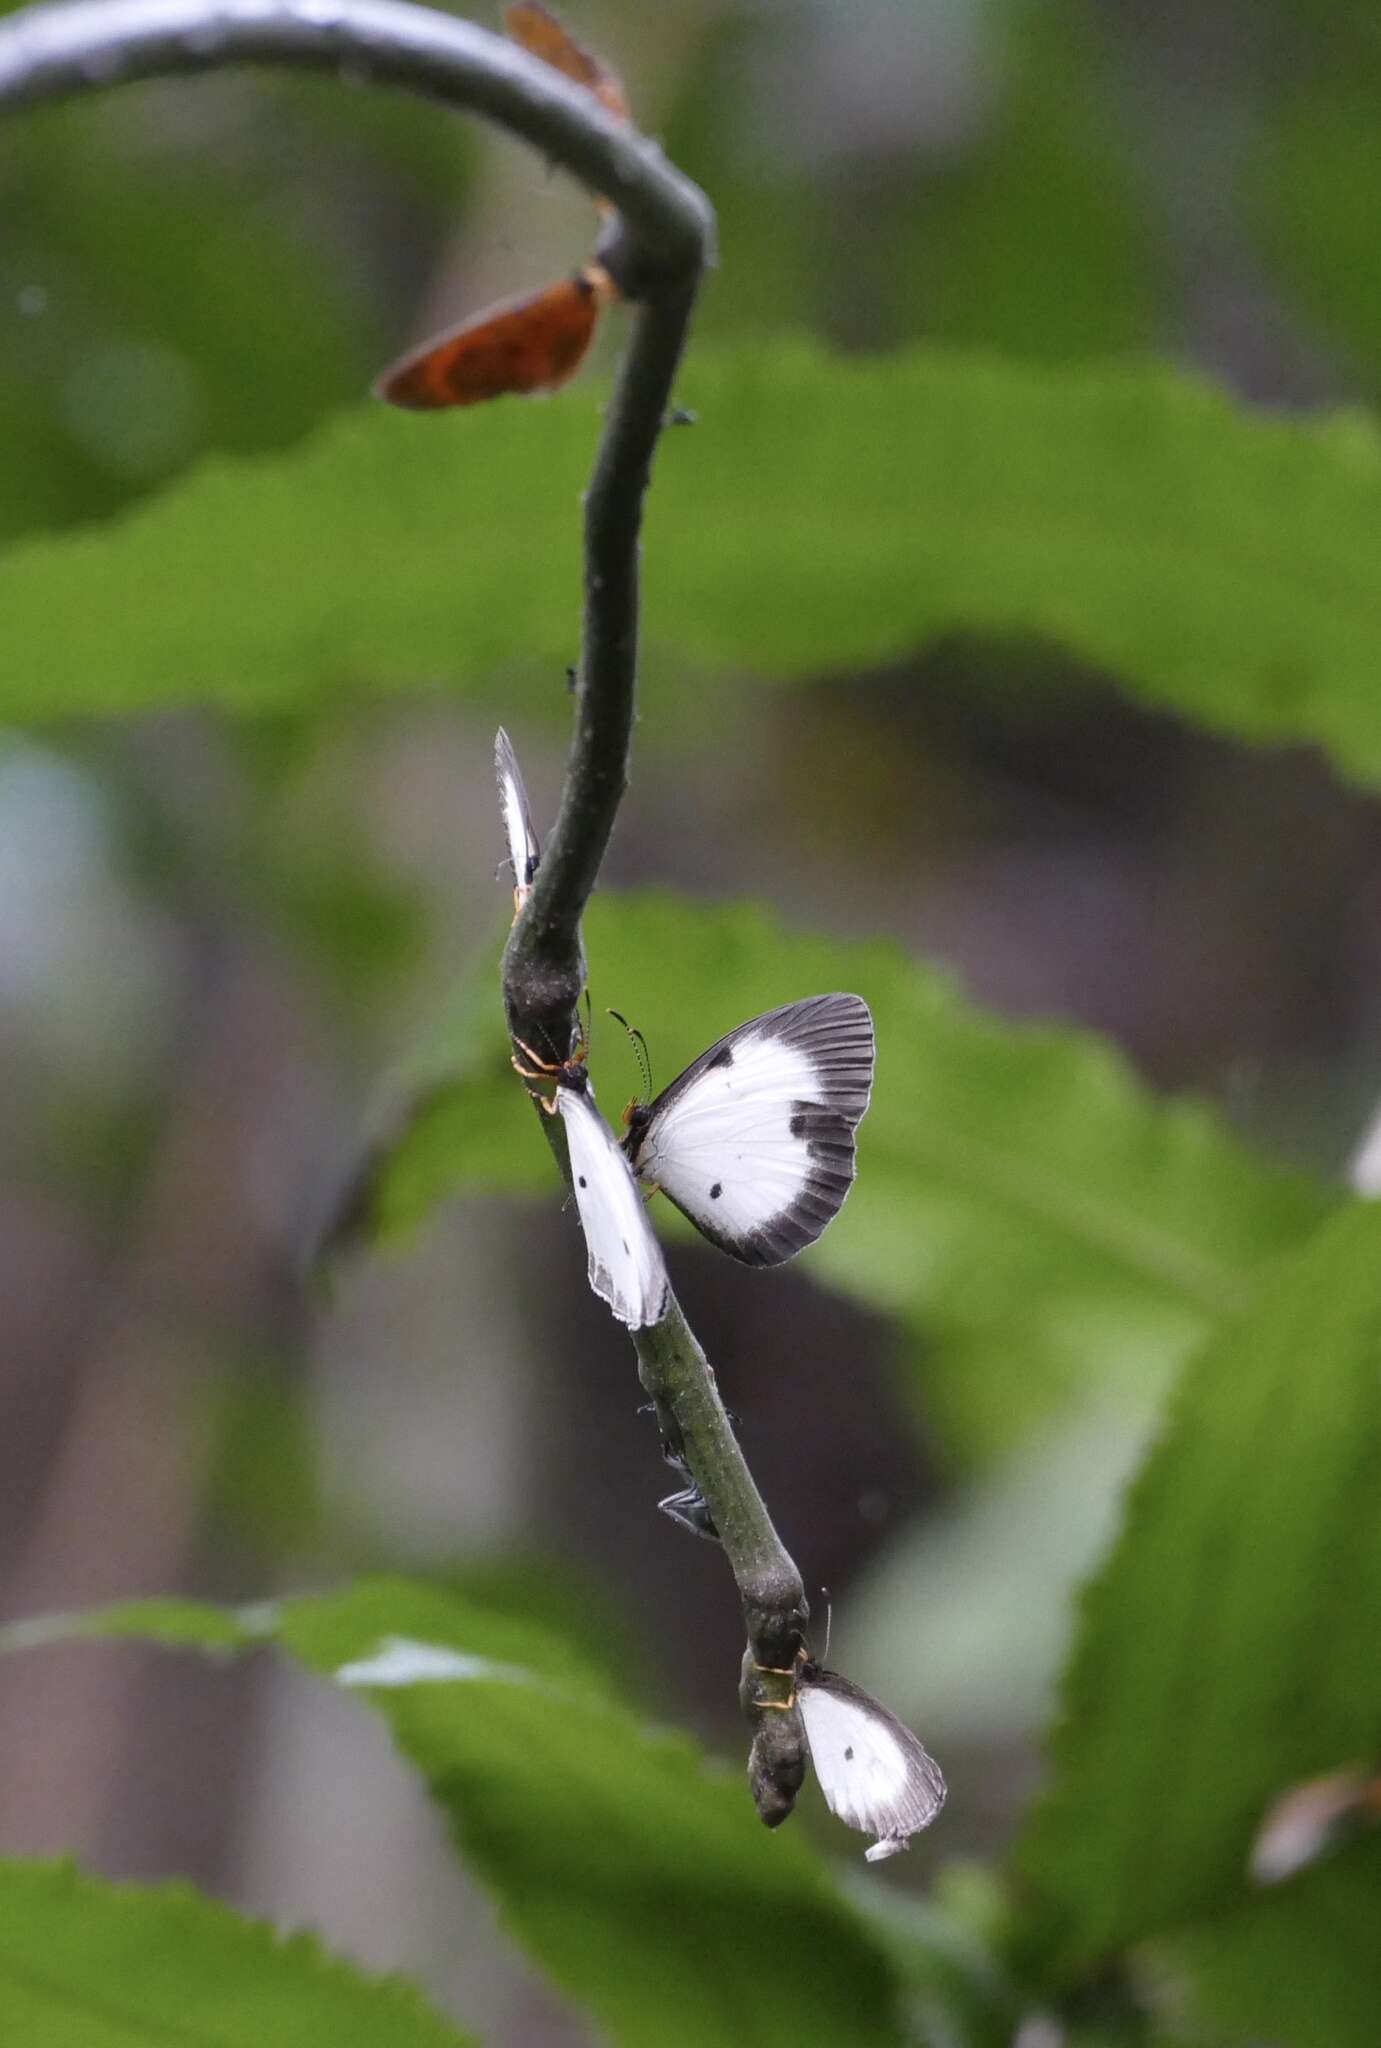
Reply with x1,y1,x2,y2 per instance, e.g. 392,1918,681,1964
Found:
625,994,874,1265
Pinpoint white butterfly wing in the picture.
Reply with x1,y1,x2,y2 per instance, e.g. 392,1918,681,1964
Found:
798,1670,946,1860
557,1082,669,1329
630,994,874,1265
494,727,541,904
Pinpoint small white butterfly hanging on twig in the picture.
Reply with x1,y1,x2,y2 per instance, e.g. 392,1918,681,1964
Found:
619,994,875,1265
511,1032,671,1332
757,1644,947,1862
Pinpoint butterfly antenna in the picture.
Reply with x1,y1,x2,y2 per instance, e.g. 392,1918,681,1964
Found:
820,1587,832,1663
607,1008,653,1101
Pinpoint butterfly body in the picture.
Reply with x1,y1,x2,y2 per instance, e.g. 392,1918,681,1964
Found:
623,994,874,1266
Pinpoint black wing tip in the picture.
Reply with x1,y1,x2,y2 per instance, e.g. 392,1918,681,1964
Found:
754,994,875,1126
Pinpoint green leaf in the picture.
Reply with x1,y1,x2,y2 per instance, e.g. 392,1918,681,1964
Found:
1168,1844,1381,2048
1,1579,910,2048
1012,1202,1381,1996
0,1859,470,2046
7,348,1381,793
341,892,1329,1458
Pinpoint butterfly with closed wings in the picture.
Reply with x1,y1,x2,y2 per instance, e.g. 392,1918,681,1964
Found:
512,1035,670,1332
796,1656,947,1862
491,724,540,909
621,994,875,1266
494,726,542,914
755,1644,946,1862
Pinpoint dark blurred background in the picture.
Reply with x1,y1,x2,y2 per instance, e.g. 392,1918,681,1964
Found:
2,0,1380,2038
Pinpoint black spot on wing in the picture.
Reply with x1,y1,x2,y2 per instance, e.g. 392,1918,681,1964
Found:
708,1043,734,1070
578,1176,587,1187
660,1106,858,1266
710,1182,722,1199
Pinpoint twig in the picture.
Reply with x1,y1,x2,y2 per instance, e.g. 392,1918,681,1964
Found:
634,1307,807,1663
500,278,701,1057
0,0,708,271
0,0,809,1821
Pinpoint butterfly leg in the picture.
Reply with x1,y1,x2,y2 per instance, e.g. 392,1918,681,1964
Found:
511,1035,559,1078
510,1037,563,1113
752,1662,799,1711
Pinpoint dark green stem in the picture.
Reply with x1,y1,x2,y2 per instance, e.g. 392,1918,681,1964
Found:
635,1303,807,1666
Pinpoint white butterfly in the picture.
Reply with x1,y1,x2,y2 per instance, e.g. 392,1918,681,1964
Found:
551,1065,670,1330
795,1659,946,1862
494,726,541,912
622,994,874,1265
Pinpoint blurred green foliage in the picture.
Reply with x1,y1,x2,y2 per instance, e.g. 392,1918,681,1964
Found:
1174,1850,1381,2048
2,1581,919,2048
0,1858,472,2044
1248,2,1381,398
200,1355,323,1565
1015,1203,1381,1997
671,0,1161,360
6,348,1381,793
0,77,471,542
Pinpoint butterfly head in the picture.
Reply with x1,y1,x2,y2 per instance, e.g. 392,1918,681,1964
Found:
509,1025,589,1106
